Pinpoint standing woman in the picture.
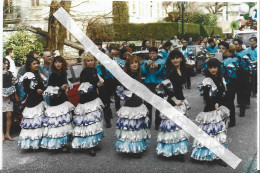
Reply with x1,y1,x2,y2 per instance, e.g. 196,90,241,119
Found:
155,50,190,160
41,56,74,152
72,52,104,156
115,55,151,155
191,58,229,166
2,58,17,142
18,56,47,149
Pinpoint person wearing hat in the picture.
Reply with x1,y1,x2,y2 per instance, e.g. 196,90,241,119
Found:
246,36,257,97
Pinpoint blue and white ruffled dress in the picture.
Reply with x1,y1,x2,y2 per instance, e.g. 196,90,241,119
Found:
155,79,190,157
41,86,75,149
72,82,104,149
191,78,230,161
156,102,190,157
115,86,151,153
191,106,230,161
18,72,47,149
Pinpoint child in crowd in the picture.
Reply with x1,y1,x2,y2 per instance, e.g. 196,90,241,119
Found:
155,50,190,161
191,58,229,166
41,56,74,152
72,52,104,156
2,58,17,142
115,55,151,155
18,56,47,149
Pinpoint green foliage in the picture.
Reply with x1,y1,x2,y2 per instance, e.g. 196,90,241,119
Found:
87,22,115,42
112,22,205,41
200,25,223,38
112,1,129,24
230,21,239,30
3,31,45,65
165,11,218,26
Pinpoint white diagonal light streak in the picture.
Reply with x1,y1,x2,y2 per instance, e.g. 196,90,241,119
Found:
54,7,241,169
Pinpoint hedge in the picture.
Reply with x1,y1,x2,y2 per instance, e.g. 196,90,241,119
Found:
110,22,221,41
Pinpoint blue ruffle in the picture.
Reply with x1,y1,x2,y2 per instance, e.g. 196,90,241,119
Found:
2,85,16,97
159,119,181,132
41,135,69,149
73,110,103,126
72,131,104,149
191,142,227,161
20,115,45,129
199,121,225,136
115,139,150,153
43,113,72,128
116,117,150,131
18,138,42,149
156,139,189,157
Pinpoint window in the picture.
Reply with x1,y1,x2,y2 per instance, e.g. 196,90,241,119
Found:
31,0,40,6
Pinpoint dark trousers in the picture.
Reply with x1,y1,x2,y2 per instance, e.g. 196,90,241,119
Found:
186,66,193,87
98,86,113,124
104,78,121,110
237,71,251,115
223,83,236,126
251,71,257,96
144,83,162,128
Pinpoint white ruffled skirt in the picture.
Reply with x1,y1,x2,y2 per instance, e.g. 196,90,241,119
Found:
115,104,151,153
41,101,75,149
156,104,190,157
18,101,46,149
191,106,230,161
71,98,105,149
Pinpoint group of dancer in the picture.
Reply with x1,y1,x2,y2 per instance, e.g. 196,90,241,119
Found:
8,47,230,167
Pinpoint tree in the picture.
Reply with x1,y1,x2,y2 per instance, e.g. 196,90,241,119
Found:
3,31,44,65
202,2,227,15
48,0,71,56
112,1,129,24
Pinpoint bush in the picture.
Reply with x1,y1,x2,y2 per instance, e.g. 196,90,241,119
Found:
112,1,129,24
3,31,45,66
112,22,201,41
166,11,218,26
200,25,223,38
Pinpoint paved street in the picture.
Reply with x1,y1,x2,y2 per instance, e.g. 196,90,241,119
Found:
2,74,258,173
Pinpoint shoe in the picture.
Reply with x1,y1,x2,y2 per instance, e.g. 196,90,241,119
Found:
217,160,227,167
228,123,235,128
89,149,96,157
61,146,71,153
94,146,101,151
4,135,14,141
187,86,191,89
236,104,240,108
178,155,185,162
106,121,112,128
246,105,250,109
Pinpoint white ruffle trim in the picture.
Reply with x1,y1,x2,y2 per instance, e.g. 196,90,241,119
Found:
43,86,60,97
117,104,148,119
202,77,226,91
45,101,75,117
72,121,103,137
19,72,47,83
2,85,16,97
115,129,151,142
22,101,46,118
19,127,45,140
195,106,230,124
192,131,227,148
74,98,104,115
78,82,93,93
43,123,73,138
157,129,190,144
160,104,188,119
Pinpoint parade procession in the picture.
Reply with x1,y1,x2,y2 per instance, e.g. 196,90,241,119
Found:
2,1,259,172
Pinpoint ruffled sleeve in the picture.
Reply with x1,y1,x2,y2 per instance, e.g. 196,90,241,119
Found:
116,86,133,100
155,79,174,97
